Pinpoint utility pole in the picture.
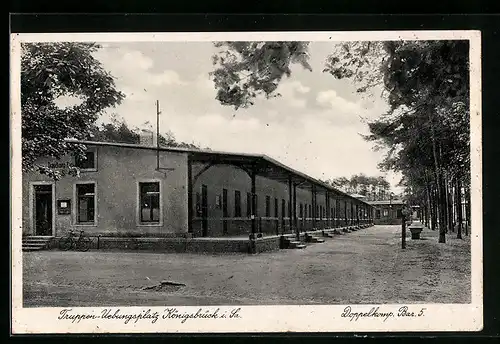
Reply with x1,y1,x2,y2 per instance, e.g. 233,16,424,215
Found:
156,100,161,170
401,205,411,249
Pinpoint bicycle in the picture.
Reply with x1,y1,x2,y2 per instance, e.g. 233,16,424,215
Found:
59,230,92,252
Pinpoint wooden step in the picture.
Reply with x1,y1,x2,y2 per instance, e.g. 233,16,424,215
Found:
23,247,44,252
22,236,53,252
286,240,306,249
23,243,46,247
23,239,50,244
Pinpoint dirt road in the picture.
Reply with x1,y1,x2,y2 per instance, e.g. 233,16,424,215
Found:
22,225,471,307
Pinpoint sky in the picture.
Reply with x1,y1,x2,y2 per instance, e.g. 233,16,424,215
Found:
69,41,402,191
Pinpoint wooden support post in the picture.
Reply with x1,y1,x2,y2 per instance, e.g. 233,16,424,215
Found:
326,191,330,228
336,197,340,228
293,182,298,239
251,168,257,240
288,176,293,233
402,212,407,249
343,198,347,226
356,204,359,226
187,155,193,234
311,185,316,230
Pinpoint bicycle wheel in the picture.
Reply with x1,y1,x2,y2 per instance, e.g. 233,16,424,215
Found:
59,237,73,251
76,238,91,252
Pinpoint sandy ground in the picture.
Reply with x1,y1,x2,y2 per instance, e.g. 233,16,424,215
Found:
22,225,471,307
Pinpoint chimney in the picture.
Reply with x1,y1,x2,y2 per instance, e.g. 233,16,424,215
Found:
139,129,157,146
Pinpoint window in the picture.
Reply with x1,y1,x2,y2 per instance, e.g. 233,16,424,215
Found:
222,189,228,218
195,192,202,217
331,207,334,219
76,183,95,224
281,199,286,218
265,196,271,217
139,182,160,223
274,198,278,218
75,150,96,170
396,209,403,219
287,201,290,218
376,210,381,219
247,192,252,217
300,203,303,218
309,204,312,218
234,190,241,217
304,204,308,218
383,209,389,217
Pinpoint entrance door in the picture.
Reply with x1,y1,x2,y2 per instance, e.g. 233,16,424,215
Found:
201,185,208,237
34,184,53,236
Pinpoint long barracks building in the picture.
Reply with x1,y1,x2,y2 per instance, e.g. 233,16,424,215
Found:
22,139,374,240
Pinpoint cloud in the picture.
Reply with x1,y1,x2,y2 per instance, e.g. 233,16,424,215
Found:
278,80,311,96
150,70,186,86
121,51,154,71
289,98,307,108
316,90,365,115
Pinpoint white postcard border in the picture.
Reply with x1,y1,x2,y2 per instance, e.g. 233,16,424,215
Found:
10,30,483,334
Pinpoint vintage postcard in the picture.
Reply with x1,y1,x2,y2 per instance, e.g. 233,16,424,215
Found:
10,30,482,333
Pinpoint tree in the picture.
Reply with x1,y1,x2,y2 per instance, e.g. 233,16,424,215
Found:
90,115,204,150
211,40,470,243
22,42,125,179
210,42,312,109
90,114,138,144
326,174,392,201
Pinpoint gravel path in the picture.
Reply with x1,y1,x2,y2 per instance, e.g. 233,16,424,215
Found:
22,225,471,307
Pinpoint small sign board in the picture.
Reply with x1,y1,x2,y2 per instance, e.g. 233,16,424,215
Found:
57,199,71,215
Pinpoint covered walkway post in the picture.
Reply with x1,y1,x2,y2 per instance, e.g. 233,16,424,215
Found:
187,155,193,235
344,198,348,226
326,190,330,228
311,185,316,230
251,167,257,240
293,182,299,240
288,176,293,234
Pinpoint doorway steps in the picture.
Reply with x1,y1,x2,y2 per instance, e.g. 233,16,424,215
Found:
22,236,53,252
286,240,307,249
304,233,325,243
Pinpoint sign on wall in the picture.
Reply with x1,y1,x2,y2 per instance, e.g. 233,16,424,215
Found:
57,199,71,215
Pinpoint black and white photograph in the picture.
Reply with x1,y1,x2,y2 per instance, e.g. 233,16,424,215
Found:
10,31,482,333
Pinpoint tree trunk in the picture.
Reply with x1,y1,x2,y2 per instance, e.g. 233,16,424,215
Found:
450,179,456,231
447,178,454,233
430,184,437,231
444,176,449,232
422,196,427,227
426,187,432,228
439,177,448,241
430,120,446,243
465,184,470,236
456,177,463,239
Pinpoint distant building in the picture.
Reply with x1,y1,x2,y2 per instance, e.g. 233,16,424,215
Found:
349,193,368,201
368,199,405,225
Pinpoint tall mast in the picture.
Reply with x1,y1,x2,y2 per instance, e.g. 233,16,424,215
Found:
156,100,160,170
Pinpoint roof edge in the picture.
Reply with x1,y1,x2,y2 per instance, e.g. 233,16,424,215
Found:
65,139,372,206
